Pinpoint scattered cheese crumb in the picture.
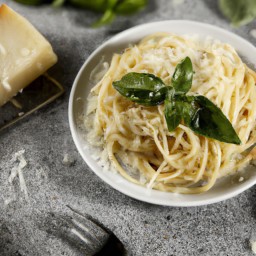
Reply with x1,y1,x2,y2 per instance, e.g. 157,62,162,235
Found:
139,175,147,184
89,57,109,84
8,149,29,200
4,196,16,206
251,240,256,254
238,177,244,182
9,167,18,183
201,180,208,186
62,153,75,166
250,29,256,39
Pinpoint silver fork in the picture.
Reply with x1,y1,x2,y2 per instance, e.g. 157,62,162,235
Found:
44,205,126,256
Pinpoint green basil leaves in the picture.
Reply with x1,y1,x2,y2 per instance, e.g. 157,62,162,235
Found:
13,0,148,27
171,57,193,93
189,96,241,144
114,0,147,15
112,57,241,145
113,73,167,106
165,93,194,132
219,0,256,27
169,94,241,144
92,0,147,27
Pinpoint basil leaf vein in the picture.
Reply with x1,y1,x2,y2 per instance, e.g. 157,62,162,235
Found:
219,0,256,27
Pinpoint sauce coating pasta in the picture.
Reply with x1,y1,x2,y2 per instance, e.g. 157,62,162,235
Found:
85,33,256,194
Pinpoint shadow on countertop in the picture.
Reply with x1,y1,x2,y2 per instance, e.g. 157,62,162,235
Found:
248,186,256,220
203,0,225,21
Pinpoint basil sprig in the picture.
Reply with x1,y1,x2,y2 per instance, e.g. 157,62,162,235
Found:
167,93,241,144
187,96,241,144
112,57,241,145
171,57,193,93
219,0,256,27
92,0,147,27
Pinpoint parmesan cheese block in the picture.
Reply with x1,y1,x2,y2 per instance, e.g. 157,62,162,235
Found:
0,4,57,106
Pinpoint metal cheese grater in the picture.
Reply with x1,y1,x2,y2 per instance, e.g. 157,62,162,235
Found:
0,73,64,131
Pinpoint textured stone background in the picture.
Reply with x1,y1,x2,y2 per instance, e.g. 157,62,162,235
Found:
0,0,256,255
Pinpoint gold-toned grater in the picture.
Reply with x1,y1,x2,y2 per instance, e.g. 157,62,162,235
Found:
0,74,64,131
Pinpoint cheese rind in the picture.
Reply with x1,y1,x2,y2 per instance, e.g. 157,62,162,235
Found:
0,4,58,106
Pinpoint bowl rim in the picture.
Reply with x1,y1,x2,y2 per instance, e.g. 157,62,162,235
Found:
69,20,256,207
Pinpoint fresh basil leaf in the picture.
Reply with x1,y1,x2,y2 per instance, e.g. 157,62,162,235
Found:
165,93,241,144
165,93,195,131
52,0,66,7
91,0,117,27
171,57,193,94
67,0,104,10
219,0,256,27
114,0,147,15
187,95,241,145
113,60,241,144
173,94,197,124
92,9,116,28
164,100,182,131
164,88,180,131
105,0,118,10
113,72,167,106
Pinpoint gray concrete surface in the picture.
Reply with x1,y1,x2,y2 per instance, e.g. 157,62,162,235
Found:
0,0,256,255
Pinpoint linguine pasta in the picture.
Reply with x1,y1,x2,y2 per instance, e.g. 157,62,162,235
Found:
85,33,256,194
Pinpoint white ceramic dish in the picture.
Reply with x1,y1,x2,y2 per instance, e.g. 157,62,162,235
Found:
69,20,256,207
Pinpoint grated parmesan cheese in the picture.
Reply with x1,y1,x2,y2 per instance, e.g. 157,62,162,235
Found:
89,57,109,84
8,149,29,200
4,197,15,206
62,153,75,166
238,177,244,182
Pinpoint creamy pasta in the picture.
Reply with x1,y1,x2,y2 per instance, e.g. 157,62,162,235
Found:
85,33,256,194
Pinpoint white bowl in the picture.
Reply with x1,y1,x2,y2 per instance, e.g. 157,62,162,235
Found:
69,20,256,207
